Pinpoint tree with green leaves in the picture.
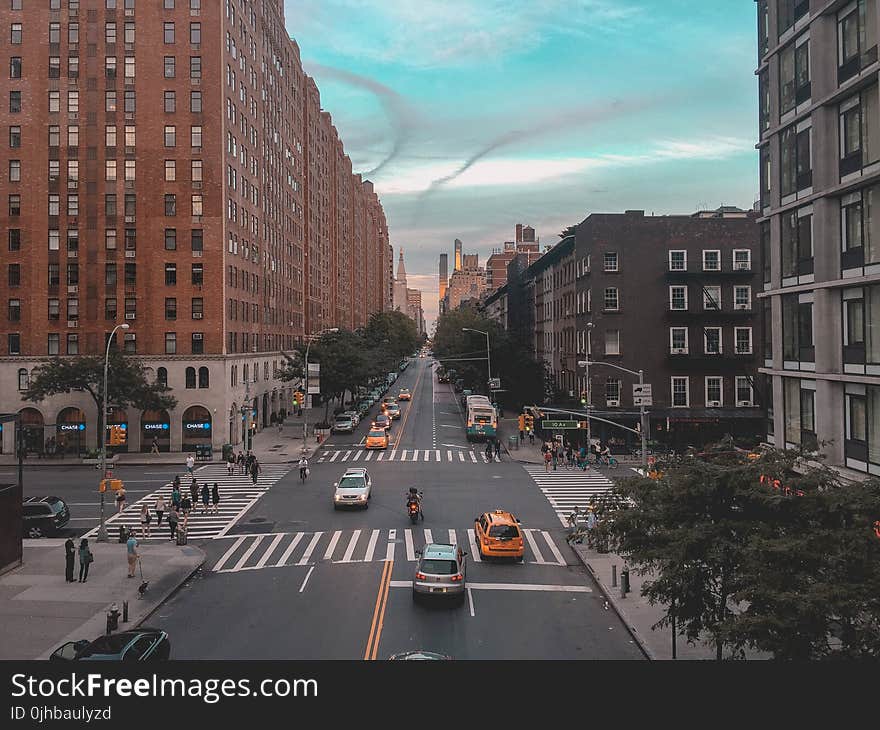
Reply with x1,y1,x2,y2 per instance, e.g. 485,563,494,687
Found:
23,350,177,436
603,441,880,659
362,310,420,362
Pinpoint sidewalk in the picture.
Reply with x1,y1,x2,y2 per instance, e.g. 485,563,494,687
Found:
502,419,718,660
0,538,205,660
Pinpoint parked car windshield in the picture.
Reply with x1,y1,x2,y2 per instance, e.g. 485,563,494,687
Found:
420,559,458,575
488,525,520,539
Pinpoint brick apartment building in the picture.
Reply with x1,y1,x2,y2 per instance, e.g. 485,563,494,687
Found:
0,0,389,454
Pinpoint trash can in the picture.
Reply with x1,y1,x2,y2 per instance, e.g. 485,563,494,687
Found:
176,527,187,546
118,525,128,544
222,443,233,463
508,435,519,451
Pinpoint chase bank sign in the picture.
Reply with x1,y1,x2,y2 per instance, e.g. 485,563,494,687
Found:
184,421,212,432
143,423,170,432
58,423,86,432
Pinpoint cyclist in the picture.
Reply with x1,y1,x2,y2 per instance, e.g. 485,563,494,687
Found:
599,442,612,466
298,456,309,482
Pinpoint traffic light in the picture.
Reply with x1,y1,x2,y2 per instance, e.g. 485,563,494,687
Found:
293,391,304,408
518,414,525,432
108,425,126,446
524,414,534,433
580,389,588,405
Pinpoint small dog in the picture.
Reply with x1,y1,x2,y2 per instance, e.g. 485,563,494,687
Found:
137,561,149,598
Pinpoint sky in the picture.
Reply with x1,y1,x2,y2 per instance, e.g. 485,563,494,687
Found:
283,0,759,332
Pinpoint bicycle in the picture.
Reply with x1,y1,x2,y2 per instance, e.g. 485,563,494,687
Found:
597,454,619,469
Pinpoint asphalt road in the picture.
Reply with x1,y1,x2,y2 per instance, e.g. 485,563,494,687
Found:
147,357,644,660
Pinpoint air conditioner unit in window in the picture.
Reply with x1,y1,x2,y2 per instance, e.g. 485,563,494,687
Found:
735,303,749,310
193,333,203,340
124,216,135,223
68,250,77,258
606,399,619,407
124,312,135,319
707,400,721,407
735,262,750,270
67,285,78,293
68,180,78,190
124,250,135,258
737,400,753,407
193,312,203,319
66,320,77,328
671,347,688,354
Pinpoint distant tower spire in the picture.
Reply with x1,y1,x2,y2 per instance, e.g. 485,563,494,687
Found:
396,248,407,286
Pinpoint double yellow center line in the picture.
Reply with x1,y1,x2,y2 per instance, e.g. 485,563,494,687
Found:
392,358,425,448
364,559,394,660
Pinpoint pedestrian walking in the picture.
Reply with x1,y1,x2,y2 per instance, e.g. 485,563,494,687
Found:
126,531,139,578
140,503,151,538
529,430,535,445
115,486,127,513
226,452,235,476
237,451,245,474
585,507,598,547
246,451,255,473
566,506,582,541
211,482,220,514
186,453,195,476
154,495,166,527
190,477,199,506
201,482,210,514
543,449,552,472
167,506,179,541
78,538,93,583
170,484,181,511
150,436,160,454
519,429,524,442
180,493,192,516
64,537,75,582
277,421,283,436
493,438,502,461
250,458,261,485
484,440,493,462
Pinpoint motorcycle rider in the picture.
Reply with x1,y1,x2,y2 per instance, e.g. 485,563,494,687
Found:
405,487,424,521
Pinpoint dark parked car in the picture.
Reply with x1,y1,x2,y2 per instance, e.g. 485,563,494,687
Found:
23,496,70,538
50,629,171,661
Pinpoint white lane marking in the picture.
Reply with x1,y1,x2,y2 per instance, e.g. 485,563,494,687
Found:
447,450,452,461
458,451,465,462
364,529,379,563
323,530,342,561
329,451,340,462
276,532,305,567
231,536,265,572
523,528,548,565
442,443,468,449
364,451,373,461
255,533,285,569
351,450,363,462
440,424,459,428
385,533,395,562
467,529,481,562
341,450,352,462
338,530,362,563
404,529,415,561
299,566,314,593
213,535,246,571
423,528,433,544
470,452,477,462
297,532,323,565
542,531,567,566
468,587,475,617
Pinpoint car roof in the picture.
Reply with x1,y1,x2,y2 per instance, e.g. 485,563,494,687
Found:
23,496,61,505
342,468,367,476
481,509,517,525
422,543,457,559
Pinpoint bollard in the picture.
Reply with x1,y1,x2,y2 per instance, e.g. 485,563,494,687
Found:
122,600,129,623
621,566,630,598
612,564,617,587
106,602,120,635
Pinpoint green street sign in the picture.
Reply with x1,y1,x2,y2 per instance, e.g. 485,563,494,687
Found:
541,420,579,429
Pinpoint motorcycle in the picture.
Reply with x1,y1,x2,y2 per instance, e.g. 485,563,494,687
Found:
406,491,423,524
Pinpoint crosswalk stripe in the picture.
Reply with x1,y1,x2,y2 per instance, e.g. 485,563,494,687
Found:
435,450,441,461
256,533,285,569
329,451,340,462
458,451,465,462
213,536,246,572
276,532,304,567
404,530,415,561
341,450,352,462
323,530,342,560
523,465,614,525
470,452,477,462
542,530,566,565
385,529,395,562
351,450,363,462
423,528,433,544
364,451,373,461
447,529,456,545
339,530,361,563
523,528,548,564
389,449,397,461
232,535,265,571
447,450,452,461
481,452,488,463
467,529,481,561
400,449,408,461
377,451,384,461
298,532,323,565
364,529,379,562
424,450,431,461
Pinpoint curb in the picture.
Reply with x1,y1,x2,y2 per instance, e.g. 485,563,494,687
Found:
571,548,654,661
131,547,207,630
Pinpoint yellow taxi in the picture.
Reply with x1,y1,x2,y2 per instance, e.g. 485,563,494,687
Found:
398,388,411,401
473,509,524,561
365,427,389,449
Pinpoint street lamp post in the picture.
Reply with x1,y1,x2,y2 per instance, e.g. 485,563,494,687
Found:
577,358,648,468
583,323,594,450
96,322,129,543
302,328,338,440
461,328,492,397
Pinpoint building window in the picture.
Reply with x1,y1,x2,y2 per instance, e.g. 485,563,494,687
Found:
779,37,811,117
165,332,177,355
105,160,117,181
9,56,21,79
124,159,135,181
669,286,687,310
48,195,60,216
190,56,201,79
8,228,21,251
784,378,817,450
605,377,620,404
124,56,135,81
702,250,721,271
190,23,201,44
780,124,812,196
735,327,753,354
164,56,176,78
670,327,688,353
164,22,175,44
705,377,723,406
841,184,879,270
165,263,177,285
603,287,618,311
8,264,19,287
8,298,20,322
781,206,814,278
671,377,689,407
733,249,751,271
165,297,177,320
8,159,20,182
105,297,117,320
191,229,203,252
48,264,60,286
668,250,686,271
704,327,722,355
603,252,618,272
734,286,752,309
48,333,60,354
164,194,176,216
604,329,620,355
9,125,20,148
10,22,21,44
164,228,177,251
48,298,60,320
157,367,168,386
185,366,196,389
838,0,878,83
124,297,135,320
191,297,203,319
191,194,203,216
703,286,721,311
760,147,770,209
66,333,77,354
193,335,205,356
191,90,202,113
9,194,20,216
164,90,176,113
164,160,176,182
164,125,176,147
191,264,203,285
735,377,754,406
839,87,879,177
191,126,202,148
782,293,814,362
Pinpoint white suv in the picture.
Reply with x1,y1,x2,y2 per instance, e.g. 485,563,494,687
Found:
333,468,372,510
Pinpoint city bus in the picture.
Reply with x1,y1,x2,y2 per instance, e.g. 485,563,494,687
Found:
465,396,496,441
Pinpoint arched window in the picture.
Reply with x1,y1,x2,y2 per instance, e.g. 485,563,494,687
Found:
157,367,168,386
185,367,196,389
198,366,209,389
243,364,249,384
17,368,28,391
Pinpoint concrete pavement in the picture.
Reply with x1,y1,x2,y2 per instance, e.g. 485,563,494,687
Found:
0,537,204,659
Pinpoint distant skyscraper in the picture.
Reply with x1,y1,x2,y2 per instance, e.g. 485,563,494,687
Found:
454,239,463,271
439,254,448,308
